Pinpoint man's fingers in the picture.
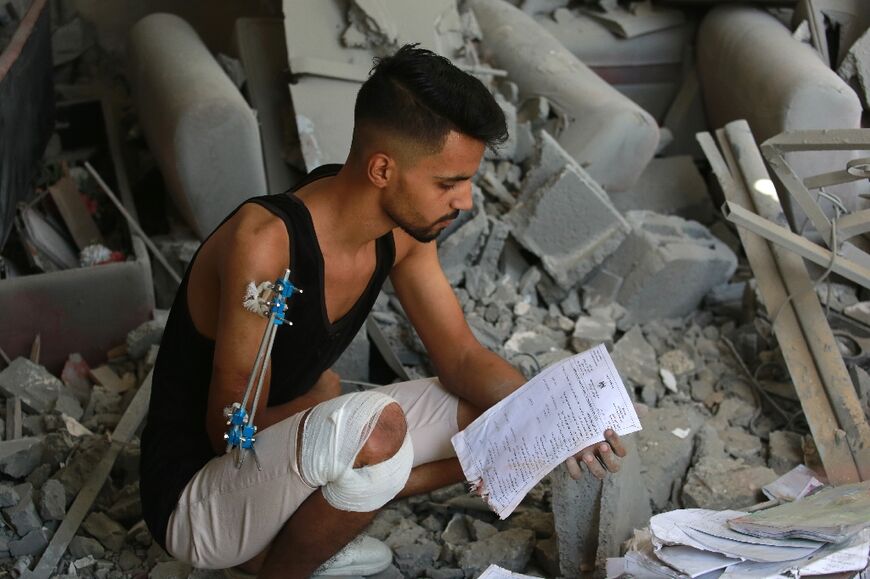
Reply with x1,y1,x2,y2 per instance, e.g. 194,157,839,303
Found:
598,443,622,473
566,456,583,480
605,429,627,458
582,453,607,479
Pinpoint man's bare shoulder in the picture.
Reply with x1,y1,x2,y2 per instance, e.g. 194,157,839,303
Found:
204,202,290,276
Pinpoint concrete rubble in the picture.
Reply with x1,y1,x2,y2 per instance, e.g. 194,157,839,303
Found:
2,0,870,577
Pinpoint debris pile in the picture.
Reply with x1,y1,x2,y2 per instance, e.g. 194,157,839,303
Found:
2,0,870,577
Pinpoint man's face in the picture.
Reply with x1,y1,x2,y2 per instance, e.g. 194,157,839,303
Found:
383,131,485,243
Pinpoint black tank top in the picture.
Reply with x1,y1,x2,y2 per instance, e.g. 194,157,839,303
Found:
140,165,395,549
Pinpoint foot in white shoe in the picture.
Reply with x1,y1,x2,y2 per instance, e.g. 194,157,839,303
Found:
312,535,393,577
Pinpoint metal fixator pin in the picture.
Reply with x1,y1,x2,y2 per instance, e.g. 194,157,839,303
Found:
223,269,300,469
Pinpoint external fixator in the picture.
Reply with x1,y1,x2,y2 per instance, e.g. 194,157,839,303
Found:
224,269,301,469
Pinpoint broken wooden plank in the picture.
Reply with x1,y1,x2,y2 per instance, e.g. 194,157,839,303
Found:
698,129,860,485
88,365,126,393
725,120,870,481
723,202,870,290
25,371,152,579
47,171,103,251
29,334,40,365
84,162,182,285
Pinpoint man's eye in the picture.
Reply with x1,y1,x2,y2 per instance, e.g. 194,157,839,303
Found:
440,183,456,191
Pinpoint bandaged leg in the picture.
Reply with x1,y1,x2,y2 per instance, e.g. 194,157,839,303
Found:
298,391,414,512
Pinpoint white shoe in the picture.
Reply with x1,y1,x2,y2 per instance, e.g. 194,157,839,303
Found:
312,535,393,577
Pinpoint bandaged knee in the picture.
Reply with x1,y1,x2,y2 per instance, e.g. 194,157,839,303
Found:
299,391,413,512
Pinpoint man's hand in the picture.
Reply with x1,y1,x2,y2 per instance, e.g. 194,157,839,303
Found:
565,429,627,480
309,369,341,404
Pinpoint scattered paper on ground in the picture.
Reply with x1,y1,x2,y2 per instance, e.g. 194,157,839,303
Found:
451,344,641,518
477,564,539,578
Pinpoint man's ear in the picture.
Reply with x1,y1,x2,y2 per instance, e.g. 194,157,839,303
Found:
367,152,394,189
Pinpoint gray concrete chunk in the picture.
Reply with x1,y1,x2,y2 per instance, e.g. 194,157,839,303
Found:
38,479,66,521
601,211,737,330
455,528,535,575
4,486,42,537
82,512,126,552
8,527,49,557
0,437,43,479
438,209,488,284
0,358,61,413
507,165,629,289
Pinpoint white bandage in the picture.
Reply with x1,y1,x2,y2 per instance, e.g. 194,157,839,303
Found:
299,392,413,512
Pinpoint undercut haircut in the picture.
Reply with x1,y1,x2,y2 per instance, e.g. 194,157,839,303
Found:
351,44,508,157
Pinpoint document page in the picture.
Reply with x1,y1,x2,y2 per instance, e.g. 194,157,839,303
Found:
451,344,641,518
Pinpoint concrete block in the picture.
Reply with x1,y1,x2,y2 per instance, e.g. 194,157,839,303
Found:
611,326,659,392
0,437,43,479
477,217,511,277
551,464,602,577
698,6,868,225
38,479,65,521
472,0,659,192
82,511,126,552
610,156,714,223
0,358,60,413
682,457,778,510
126,319,165,360
69,536,105,559
331,325,370,383
438,209,488,284
596,436,651,569
571,315,615,353
4,486,41,537
8,527,49,557
636,405,706,511
601,211,737,330
127,13,267,239
507,165,629,289
455,528,535,576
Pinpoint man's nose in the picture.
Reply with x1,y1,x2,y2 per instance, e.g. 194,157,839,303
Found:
451,182,474,212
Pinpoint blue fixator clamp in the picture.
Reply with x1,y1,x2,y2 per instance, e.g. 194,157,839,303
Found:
223,269,300,469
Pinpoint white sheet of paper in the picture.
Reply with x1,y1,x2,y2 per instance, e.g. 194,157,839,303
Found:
761,465,824,503
477,564,539,578
451,344,641,518
655,545,740,577
800,529,870,576
650,509,721,551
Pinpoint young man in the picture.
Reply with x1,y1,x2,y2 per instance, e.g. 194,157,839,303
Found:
140,45,626,578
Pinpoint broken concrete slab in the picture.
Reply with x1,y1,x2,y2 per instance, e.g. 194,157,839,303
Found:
551,464,602,576
455,528,535,576
682,457,778,510
506,164,629,289
8,527,50,557
4,485,42,536
0,437,43,479
838,27,870,109
127,13,267,239
37,479,65,521
611,326,660,393
0,358,61,413
600,211,737,330
596,436,652,570
471,0,659,192
636,405,707,511
438,209,488,284
82,512,126,552
571,315,616,353
610,156,714,224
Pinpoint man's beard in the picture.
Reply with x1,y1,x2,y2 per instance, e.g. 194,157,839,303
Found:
394,210,460,243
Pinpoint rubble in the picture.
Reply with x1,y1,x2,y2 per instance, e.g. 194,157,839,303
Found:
598,211,738,330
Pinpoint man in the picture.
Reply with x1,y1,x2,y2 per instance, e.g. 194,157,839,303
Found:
140,44,626,578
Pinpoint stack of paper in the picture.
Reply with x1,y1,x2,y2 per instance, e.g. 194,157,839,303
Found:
607,479,870,578
451,344,642,518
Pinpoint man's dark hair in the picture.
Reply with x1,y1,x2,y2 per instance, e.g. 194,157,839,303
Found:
351,44,508,155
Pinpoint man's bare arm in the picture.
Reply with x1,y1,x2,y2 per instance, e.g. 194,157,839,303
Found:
390,233,626,478
390,237,525,409
204,206,337,454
